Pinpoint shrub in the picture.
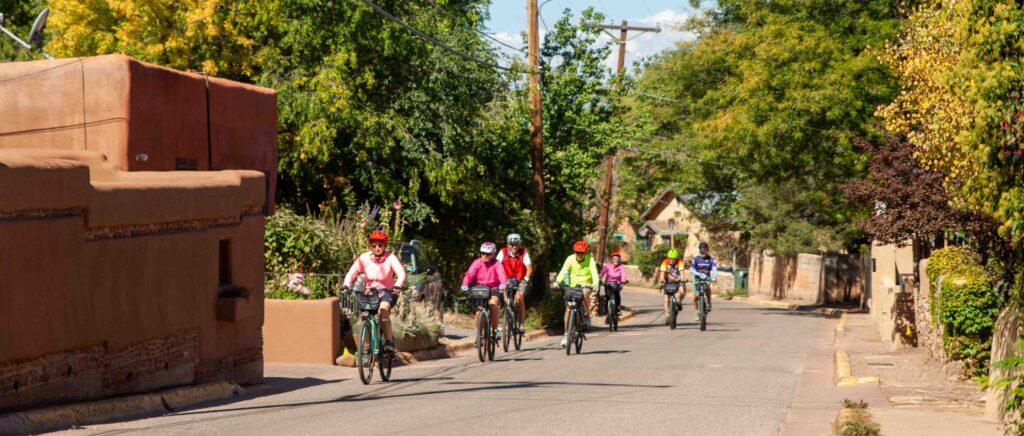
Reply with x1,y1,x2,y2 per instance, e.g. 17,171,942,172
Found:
938,272,1000,377
392,302,444,344
634,245,671,278
265,208,347,274
927,246,982,284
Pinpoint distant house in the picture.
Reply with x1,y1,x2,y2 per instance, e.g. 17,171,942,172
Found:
635,189,705,256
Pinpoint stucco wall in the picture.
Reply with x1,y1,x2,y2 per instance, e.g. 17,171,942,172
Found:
0,150,266,410
0,55,277,212
747,250,864,304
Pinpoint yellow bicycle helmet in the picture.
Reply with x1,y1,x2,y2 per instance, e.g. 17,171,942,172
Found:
667,249,679,259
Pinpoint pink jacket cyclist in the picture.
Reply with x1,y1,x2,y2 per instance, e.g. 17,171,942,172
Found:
600,262,627,283
344,249,407,293
461,257,508,289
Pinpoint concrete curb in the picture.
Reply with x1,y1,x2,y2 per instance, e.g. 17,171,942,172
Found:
834,350,879,386
0,382,242,435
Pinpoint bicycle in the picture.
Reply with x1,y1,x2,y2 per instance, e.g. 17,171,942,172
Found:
602,281,622,332
502,279,525,352
563,285,587,355
694,275,712,331
663,281,685,330
352,290,396,385
469,285,497,362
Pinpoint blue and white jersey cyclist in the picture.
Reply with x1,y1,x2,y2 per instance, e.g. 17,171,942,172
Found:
689,241,718,317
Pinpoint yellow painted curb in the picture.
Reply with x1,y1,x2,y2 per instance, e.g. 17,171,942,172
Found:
834,350,879,386
835,313,848,333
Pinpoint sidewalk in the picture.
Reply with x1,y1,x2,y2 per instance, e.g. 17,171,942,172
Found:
836,312,999,435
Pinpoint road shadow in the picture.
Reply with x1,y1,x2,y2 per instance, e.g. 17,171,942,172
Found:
167,379,674,419
580,349,630,356
752,307,842,319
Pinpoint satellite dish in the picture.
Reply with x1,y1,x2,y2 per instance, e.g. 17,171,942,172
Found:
28,8,49,50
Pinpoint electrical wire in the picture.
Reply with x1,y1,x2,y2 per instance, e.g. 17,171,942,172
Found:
355,0,523,73
424,0,525,53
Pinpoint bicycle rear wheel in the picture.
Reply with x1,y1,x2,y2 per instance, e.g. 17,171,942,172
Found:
669,297,678,330
699,294,708,331
513,318,523,351
357,321,375,385
476,310,487,363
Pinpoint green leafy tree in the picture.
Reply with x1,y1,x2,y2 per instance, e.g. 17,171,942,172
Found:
628,0,900,254
0,0,48,61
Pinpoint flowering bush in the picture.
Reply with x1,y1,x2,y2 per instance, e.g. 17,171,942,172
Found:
264,202,407,299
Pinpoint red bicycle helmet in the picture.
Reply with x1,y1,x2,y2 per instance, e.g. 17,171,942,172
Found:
368,230,389,244
610,251,621,259
573,240,589,253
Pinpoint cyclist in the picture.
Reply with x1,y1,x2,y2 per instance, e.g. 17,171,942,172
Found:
660,248,687,325
599,251,628,313
690,241,719,319
556,240,599,347
342,230,407,353
460,242,508,343
497,233,532,332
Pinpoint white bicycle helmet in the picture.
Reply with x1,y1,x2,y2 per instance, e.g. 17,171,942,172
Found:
480,242,497,254
507,233,522,244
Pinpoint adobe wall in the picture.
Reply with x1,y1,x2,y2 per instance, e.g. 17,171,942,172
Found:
869,242,917,350
0,149,266,411
747,250,863,304
0,55,277,212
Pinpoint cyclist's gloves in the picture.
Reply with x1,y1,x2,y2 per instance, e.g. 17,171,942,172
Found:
460,285,469,292
499,284,507,290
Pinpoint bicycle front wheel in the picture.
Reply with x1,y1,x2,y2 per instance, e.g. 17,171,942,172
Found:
502,307,511,353
669,297,678,330
699,294,708,331
476,310,487,363
566,308,576,356
574,309,584,354
357,321,375,385
486,313,496,361
607,299,617,332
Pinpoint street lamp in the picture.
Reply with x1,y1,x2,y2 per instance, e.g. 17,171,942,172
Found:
0,8,54,60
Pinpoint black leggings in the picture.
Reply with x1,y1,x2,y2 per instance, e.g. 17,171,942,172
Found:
609,290,621,309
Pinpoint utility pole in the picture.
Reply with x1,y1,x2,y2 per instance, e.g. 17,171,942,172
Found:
594,20,659,265
528,0,544,213
526,0,549,299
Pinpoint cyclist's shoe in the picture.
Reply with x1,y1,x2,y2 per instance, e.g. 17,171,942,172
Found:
491,330,500,341
560,336,568,348
664,317,670,325
584,316,592,328
383,340,397,353
693,313,700,322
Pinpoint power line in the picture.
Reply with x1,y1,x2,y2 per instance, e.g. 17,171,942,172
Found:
355,0,523,74
424,0,525,53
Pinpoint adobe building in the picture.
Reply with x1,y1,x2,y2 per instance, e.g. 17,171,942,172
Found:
0,55,276,411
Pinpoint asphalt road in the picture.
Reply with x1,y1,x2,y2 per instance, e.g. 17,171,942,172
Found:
61,290,829,436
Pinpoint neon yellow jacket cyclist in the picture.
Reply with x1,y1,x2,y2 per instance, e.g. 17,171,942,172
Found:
556,252,599,287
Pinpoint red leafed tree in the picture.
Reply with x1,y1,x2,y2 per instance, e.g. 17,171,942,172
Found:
840,133,994,247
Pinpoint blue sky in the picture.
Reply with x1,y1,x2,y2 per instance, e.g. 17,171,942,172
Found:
484,0,702,69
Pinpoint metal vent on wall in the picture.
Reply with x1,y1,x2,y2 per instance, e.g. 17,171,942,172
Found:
175,157,198,170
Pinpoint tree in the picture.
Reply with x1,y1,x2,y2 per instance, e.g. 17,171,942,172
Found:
629,0,900,255
0,0,48,61
839,132,997,248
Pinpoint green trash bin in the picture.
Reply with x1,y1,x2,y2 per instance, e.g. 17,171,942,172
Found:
734,268,748,291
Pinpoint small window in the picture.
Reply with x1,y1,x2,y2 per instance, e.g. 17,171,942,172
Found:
612,233,626,242
668,219,676,230
219,240,232,285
